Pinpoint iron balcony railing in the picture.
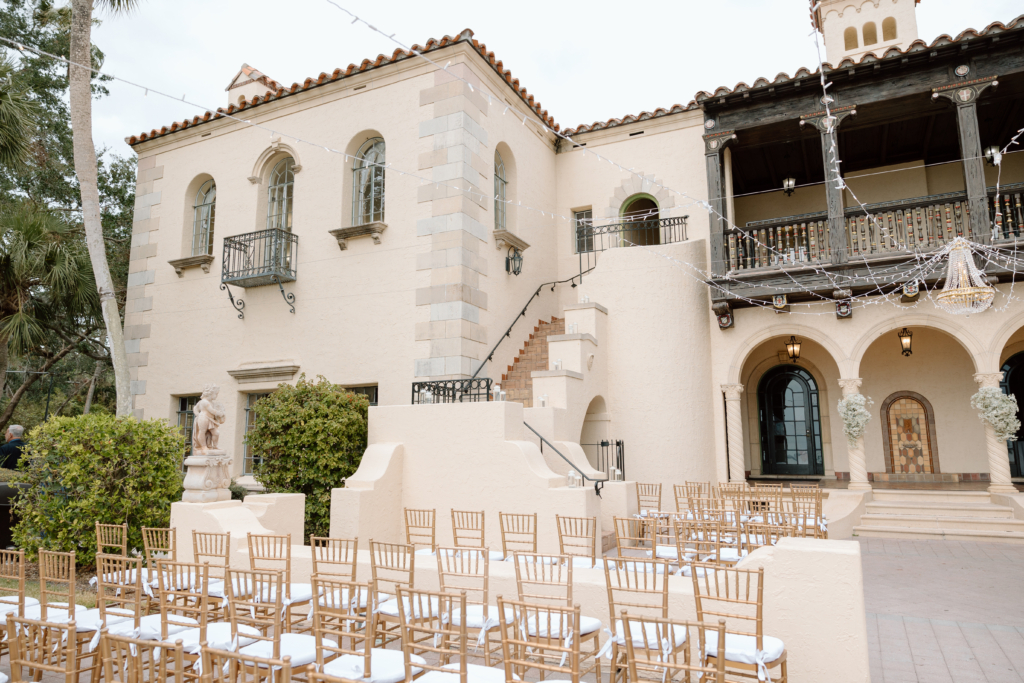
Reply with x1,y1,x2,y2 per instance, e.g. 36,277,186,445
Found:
576,215,688,254
411,378,493,404
222,228,298,288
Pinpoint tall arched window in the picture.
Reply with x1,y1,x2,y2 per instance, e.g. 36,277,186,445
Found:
267,158,294,231
863,22,878,46
494,151,507,230
882,17,897,41
844,27,859,50
191,180,216,255
352,138,385,225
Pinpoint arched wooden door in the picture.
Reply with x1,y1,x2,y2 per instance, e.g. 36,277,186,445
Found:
1000,352,1024,478
757,365,824,476
884,394,936,474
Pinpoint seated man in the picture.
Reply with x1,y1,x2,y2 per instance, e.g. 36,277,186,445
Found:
0,425,25,470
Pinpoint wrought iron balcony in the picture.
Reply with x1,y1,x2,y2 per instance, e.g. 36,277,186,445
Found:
576,215,688,254
411,379,493,404
222,228,297,288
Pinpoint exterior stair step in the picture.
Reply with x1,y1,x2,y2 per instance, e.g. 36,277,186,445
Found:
857,513,1024,532
868,490,992,504
863,501,1014,519
852,525,1024,544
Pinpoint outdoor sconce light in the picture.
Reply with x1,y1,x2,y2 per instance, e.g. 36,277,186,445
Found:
984,145,1002,167
898,327,913,356
505,247,523,276
782,177,797,196
785,335,802,362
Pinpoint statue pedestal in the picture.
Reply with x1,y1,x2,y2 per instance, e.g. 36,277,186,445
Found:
182,449,233,503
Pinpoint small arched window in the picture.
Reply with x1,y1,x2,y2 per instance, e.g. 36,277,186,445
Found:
267,158,294,231
494,151,507,231
844,26,859,50
191,180,216,255
352,138,385,225
882,17,897,41
863,21,878,46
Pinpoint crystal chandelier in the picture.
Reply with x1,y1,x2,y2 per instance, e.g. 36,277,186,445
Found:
934,237,994,315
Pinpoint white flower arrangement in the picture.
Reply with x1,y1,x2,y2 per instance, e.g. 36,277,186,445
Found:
970,387,1021,442
837,394,874,447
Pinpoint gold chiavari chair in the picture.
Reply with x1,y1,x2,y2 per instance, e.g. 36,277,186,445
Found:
142,526,176,592
751,482,784,493
452,510,504,560
511,552,602,679
556,515,598,569
395,588,472,682
742,521,798,554
620,613,727,683
783,492,824,539
226,568,320,669
0,549,37,658
789,482,820,491
691,564,788,683
97,522,129,557
674,519,725,577
310,537,358,580
613,516,653,557
602,558,681,683
306,669,367,683
92,554,148,642
193,531,231,615
199,645,293,683
26,550,86,622
312,576,420,682
369,540,417,647
437,546,506,665
636,483,662,514
497,597,583,683
247,533,315,634
404,508,437,557
99,628,189,683
499,512,538,560
7,615,92,683
674,482,711,513
716,482,748,495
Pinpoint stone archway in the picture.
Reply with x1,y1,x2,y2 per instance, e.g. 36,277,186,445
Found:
880,391,941,475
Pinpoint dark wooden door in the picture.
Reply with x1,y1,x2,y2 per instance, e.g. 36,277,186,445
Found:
1000,353,1024,478
758,365,824,476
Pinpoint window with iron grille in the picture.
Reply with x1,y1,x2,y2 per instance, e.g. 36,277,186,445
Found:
176,396,200,461
353,138,385,225
192,180,216,256
347,385,378,407
243,392,270,475
267,158,294,232
575,209,594,253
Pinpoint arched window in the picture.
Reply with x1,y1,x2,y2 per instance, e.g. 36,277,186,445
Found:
757,365,824,476
191,179,216,255
882,17,897,41
494,151,507,230
352,138,385,225
863,21,878,46
267,157,294,231
844,26,859,51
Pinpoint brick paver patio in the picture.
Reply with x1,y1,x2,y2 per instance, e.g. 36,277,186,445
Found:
859,537,1024,682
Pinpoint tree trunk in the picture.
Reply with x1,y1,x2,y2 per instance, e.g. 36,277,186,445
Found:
83,359,103,414
69,0,132,418
0,332,8,396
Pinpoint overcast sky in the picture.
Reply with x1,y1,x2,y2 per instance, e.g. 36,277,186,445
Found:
88,0,1022,160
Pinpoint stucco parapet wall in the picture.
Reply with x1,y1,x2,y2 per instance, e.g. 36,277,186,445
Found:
546,333,598,346
227,361,301,385
531,369,584,381
563,302,609,315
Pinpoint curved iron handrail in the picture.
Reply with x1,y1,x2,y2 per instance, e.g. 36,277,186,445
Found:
524,421,606,497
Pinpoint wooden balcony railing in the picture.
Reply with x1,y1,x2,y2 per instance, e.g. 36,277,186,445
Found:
990,182,1024,242
726,212,830,272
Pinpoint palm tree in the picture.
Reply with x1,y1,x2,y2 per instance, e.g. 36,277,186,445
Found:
0,56,36,168
69,0,136,416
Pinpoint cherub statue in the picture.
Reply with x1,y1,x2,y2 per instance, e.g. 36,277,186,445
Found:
192,384,227,454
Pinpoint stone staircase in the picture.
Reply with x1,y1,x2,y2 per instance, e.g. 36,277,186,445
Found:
501,317,564,408
853,490,1024,543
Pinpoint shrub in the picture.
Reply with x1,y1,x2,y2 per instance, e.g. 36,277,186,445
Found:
229,479,248,501
248,375,368,538
12,413,186,565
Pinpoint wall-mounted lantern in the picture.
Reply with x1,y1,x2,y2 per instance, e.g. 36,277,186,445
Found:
505,247,523,276
984,145,1002,167
785,335,802,362
898,327,913,356
782,177,797,196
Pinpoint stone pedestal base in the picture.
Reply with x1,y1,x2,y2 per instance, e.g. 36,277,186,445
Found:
182,449,233,503
988,483,1019,495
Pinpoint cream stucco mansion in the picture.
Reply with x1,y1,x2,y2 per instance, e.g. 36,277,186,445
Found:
128,0,1024,503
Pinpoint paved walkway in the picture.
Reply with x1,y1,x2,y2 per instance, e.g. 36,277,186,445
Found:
860,537,1024,682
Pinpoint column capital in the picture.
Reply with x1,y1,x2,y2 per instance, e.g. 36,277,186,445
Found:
974,372,1004,388
721,384,745,400
838,378,863,396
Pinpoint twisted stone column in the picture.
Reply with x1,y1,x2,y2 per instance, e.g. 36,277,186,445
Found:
838,378,871,491
973,372,1018,494
722,384,746,484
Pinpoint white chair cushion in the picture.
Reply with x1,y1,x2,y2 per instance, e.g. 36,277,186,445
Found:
23,603,87,624
451,604,514,629
614,619,686,647
417,663,518,683
173,623,261,653
258,583,315,605
415,548,435,556
568,557,597,570
0,670,8,683
324,648,425,683
318,589,388,610
678,565,711,578
239,634,334,668
107,613,199,641
459,549,505,562
704,631,785,665
604,560,669,574
70,607,134,632
526,612,602,636
0,597,40,617
718,548,749,563
377,596,439,618
651,545,679,561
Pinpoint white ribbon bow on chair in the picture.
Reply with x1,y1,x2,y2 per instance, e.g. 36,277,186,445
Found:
755,648,772,682
596,628,624,660
656,636,673,683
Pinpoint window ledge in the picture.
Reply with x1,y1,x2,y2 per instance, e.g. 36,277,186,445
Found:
493,229,530,252
329,222,387,250
227,361,300,385
168,254,214,277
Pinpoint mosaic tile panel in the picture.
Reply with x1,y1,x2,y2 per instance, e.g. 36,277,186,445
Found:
887,397,934,474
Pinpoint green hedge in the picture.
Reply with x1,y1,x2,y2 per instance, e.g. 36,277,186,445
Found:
12,413,186,565
248,375,368,538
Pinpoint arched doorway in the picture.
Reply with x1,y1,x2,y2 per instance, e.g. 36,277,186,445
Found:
881,392,938,475
757,365,824,475
621,195,660,247
1000,352,1024,477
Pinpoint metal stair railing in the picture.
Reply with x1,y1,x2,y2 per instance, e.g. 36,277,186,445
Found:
524,421,607,497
